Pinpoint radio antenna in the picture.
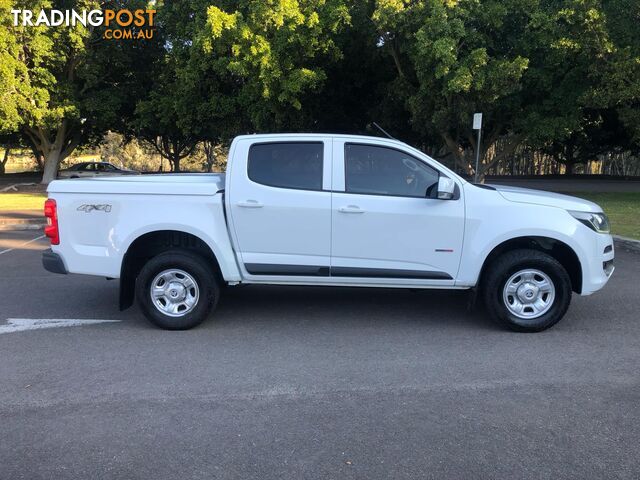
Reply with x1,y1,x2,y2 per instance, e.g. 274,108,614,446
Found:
372,122,395,140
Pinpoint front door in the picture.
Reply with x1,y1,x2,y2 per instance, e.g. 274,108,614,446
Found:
330,141,464,285
227,138,333,279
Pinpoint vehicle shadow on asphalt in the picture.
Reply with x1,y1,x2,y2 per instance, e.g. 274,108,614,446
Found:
82,282,499,332
210,285,498,332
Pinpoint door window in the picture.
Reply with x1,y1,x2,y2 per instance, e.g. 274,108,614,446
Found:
248,142,323,191
344,144,439,198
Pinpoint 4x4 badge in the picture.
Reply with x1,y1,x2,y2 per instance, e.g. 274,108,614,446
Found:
77,204,112,213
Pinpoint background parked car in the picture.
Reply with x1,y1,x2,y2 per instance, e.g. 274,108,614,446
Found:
57,162,139,179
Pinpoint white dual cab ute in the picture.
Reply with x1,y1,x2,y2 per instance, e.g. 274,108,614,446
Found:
42,134,615,332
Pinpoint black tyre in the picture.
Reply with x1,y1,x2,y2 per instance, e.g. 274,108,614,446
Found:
135,249,220,330
483,249,572,332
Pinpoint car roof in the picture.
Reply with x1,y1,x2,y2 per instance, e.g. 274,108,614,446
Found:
231,133,467,185
71,161,114,167
69,162,90,169
233,133,407,145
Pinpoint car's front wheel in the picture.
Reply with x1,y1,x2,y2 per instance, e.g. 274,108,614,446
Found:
483,249,572,332
135,250,220,330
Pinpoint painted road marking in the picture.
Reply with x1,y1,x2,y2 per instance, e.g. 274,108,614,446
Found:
0,318,121,335
0,235,46,255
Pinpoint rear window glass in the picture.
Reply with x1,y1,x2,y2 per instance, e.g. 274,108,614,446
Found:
248,142,323,191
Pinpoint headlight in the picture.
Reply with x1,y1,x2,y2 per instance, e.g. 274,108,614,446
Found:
569,211,610,233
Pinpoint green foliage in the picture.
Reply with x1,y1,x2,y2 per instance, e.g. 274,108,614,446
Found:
0,0,54,134
134,0,352,170
202,0,349,127
3,0,96,132
0,0,159,182
591,0,640,145
371,0,636,176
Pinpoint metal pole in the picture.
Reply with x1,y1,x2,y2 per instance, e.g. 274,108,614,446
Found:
474,127,482,183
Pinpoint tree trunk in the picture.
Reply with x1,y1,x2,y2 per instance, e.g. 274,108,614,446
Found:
41,148,65,184
0,148,9,175
203,141,216,173
475,134,525,182
147,135,195,173
24,120,80,184
441,133,469,175
564,161,574,175
33,149,44,171
23,138,44,171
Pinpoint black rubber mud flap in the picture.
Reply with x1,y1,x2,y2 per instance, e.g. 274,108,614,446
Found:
119,264,135,311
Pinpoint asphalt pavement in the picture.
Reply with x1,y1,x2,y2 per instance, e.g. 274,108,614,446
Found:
1,230,639,479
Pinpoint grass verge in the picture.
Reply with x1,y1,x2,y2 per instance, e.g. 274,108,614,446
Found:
571,192,640,240
0,193,48,211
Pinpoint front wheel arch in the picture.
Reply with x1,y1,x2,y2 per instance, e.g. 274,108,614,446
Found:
482,248,572,332
478,236,583,294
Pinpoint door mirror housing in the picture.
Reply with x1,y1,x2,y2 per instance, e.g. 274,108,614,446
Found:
437,176,456,200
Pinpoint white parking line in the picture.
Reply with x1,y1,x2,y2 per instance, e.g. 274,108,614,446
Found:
0,318,121,334
0,234,46,255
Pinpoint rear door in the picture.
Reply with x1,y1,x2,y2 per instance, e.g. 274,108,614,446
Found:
227,137,332,279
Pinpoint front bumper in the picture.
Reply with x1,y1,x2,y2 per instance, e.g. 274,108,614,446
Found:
580,233,614,295
42,249,67,275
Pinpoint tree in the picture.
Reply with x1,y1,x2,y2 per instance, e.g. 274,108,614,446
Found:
134,79,198,172
371,0,616,179
0,0,28,136
0,0,159,183
202,140,226,173
197,0,351,132
371,0,531,177
519,0,623,175
0,132,18,174
134,0,353,170
295,0,400,136
0,131,43,174
587,0,640,151
133,0,239,171
542,109,626,174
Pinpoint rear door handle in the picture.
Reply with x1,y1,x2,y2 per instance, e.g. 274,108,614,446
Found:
237,200,263,208
338,205,365,214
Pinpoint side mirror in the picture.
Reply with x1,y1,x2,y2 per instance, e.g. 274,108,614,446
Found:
437,176,456,200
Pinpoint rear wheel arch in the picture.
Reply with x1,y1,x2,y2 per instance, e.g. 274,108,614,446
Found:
135,249,220,330
119,230,223,310
478,236,583,294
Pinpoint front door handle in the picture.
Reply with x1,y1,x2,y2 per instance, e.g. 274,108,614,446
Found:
237,200,264,208
338,205,365,214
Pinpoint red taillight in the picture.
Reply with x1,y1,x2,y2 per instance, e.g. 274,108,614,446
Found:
44,198,59,245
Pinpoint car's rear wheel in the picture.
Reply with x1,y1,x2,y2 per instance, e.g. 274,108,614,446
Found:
483,249,572,332
135,250,219,330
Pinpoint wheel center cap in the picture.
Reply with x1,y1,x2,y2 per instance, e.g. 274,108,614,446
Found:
517,283,539,303
167,282,186,301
